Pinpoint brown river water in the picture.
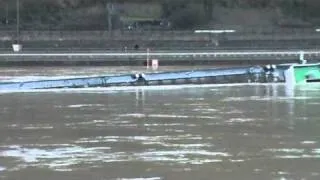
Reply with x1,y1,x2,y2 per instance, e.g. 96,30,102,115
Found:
0,66,320,180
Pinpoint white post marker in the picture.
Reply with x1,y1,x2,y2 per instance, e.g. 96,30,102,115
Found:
299,51,307,64
12,44,22,52
151,59,159,70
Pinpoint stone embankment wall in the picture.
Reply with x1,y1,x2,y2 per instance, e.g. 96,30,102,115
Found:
0,28,319,42
0,29,319,51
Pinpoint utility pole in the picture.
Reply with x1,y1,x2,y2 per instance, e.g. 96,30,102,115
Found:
107,3,114,35
16,0,20,43
203,0,213,20
5,2,9,25
12,0,22,52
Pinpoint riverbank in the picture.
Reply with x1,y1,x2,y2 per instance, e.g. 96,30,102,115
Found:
0,29,319,66
1,29,320,51
0,49,318,66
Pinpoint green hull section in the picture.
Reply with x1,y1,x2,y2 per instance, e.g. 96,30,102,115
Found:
280,63,320,84
294,65,320,84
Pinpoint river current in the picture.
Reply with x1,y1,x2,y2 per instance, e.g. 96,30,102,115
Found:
0,66,320,180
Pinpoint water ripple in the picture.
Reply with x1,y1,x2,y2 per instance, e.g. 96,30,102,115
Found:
118,113,219,120
115,178,162,180
226,118,257,123
75,135,205,144
0,166,6,171
264,148,320,159
1,144,231,171
7,124,54,130
67,104,105,108
222,96,313,102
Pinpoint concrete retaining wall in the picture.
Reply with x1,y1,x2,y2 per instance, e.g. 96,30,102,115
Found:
1,29,320,42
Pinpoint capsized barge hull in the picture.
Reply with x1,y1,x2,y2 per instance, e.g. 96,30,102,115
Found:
0,74,139,90
1,63,319,91
0,66,271,91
